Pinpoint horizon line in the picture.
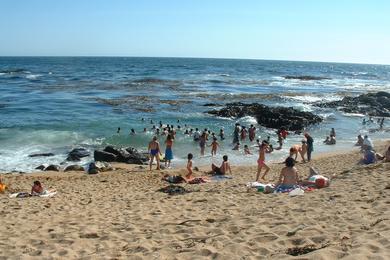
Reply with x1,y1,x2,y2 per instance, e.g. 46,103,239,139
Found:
0,55,389,66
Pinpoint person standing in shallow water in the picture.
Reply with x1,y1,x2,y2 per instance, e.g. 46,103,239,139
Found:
233,123,240,144
148,136,161,170
304,133,314,162
164,134,174,168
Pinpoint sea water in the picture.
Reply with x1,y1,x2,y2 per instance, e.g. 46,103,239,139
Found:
1,57,390,172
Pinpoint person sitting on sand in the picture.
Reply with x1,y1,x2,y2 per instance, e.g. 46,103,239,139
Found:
31,181,56,195
148,136,161,170
355,134,364,146
274,157,299,191
362,135,374,151
209,137,220,156
361,148,377,165
232,142,240,150
211,155,232,175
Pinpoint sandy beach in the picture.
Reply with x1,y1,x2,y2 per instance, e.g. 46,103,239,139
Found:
1,142,389,259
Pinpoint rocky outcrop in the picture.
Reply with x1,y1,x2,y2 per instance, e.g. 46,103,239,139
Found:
207,102,322,131
67,148,90,161
94,150,117,162
94,146,148,164
87,161,114,174
284,75,330,81
64,165,85,172
315,92,390,117
28,153,54,158
45,165,60,172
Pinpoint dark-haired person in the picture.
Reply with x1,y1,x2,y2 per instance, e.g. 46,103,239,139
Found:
274,157,299,191
211,155,232,175
304,132,314,161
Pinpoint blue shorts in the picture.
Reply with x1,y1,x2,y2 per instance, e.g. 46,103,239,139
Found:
165,148,173,160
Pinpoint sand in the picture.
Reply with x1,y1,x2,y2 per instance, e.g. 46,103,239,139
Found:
0,142,390,259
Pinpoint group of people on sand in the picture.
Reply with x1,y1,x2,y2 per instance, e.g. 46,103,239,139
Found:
354,134,390,164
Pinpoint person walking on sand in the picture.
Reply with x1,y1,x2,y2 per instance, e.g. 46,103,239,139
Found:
164,134,174,168
256,142,270,181
209,137,220,156
148,136,161,170
304,132,314,162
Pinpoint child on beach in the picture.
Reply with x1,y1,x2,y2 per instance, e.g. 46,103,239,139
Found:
244,145,252,155
148,136,161,170
186,153,193,179
164,134,174,168
209,137,220,156
256,143,270,181
219,129,225,140
211,155,232,175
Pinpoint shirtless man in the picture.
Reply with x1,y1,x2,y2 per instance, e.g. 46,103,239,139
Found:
256,143,270,181
275,157,299,189
289,145,302,162
211,155,232,175
148,136,161,170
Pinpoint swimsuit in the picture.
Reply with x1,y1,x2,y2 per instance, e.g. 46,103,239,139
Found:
150,149,159,156
165,148,173,160
257,159,265,166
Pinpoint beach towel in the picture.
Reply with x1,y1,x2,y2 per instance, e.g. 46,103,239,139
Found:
9,190,57,198
210,175,233,182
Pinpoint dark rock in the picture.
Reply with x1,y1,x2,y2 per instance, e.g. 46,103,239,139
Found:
67,148,90,161
203,103,221,107
94,150,117,162
207,102,322,131
64,165,84,172
284,75,330,81
87,162,99,174
315,92,390,117
95,161,114,172
124,147,149,164
45,165,60,172
29,153,54,158
103,146,120,156
35,164,47,170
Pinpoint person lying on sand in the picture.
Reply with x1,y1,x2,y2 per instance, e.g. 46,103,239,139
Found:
299,167,330,188
211,155,232,175
31,181,56,196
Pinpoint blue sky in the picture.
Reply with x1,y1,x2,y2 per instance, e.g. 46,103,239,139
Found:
0,0,389,64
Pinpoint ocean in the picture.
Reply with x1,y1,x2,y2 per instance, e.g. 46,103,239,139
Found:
1,57,389,173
